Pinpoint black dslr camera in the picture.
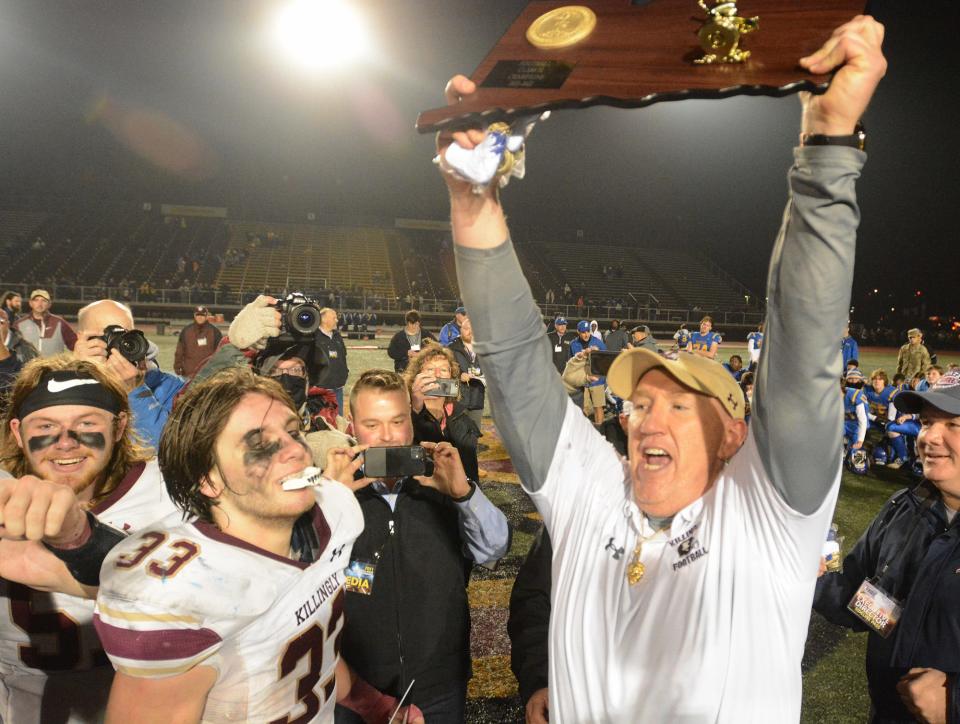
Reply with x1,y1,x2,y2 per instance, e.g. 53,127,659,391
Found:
275,292,322,340
100,325,149,364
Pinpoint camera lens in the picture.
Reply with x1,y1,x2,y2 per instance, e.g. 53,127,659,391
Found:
117,331,149,363
288,303,320,335
297,310,315,326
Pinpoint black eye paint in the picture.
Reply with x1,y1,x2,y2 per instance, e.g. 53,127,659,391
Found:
293,432,310,457
243,440,283,469
26,430,106,452
27,434,59,452
69,430,106,450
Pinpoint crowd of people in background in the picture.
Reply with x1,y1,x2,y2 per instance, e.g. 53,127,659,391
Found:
0,285,511,722
1,19,959,724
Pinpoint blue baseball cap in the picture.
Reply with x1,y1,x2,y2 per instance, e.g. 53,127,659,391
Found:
577,321,590,333
454,306,467,315
555,317,567,326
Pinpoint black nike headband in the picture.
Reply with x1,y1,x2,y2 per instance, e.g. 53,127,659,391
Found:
16,371,123,421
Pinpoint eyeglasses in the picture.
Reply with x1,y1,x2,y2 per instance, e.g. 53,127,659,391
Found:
269,365,306,378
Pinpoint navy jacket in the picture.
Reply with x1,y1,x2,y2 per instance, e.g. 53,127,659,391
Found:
340,480,474,705
813,481,960,723
311,328,348,389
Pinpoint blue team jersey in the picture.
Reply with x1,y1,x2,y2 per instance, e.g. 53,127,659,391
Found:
570,336,606,387
864,385,895,421
689,331,721,354
439,321,461,345
675,329,691,348
747,331,763,352
843,387,868,421
888,383,911,415
722,363,743,381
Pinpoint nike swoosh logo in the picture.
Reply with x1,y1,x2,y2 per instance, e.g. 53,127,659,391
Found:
47,378,99,393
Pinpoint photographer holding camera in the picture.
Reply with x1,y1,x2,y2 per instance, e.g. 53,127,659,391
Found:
73,299,184,450
225,293,346,404
404,341,482,482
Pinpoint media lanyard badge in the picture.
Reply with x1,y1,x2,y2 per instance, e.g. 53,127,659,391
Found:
847,579,903,638
345,559,377,596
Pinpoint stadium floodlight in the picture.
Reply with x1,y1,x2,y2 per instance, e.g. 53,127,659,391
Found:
270,0,370,71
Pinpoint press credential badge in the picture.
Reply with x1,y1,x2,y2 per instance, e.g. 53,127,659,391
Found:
847,579,902,638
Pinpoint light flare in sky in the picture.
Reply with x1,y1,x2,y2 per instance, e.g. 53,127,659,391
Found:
270,0,371,72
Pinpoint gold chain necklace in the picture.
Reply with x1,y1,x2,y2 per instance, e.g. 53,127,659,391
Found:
627,525,668,585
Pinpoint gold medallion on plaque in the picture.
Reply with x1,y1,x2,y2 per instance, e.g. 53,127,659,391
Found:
694,1,759,65
526,6,597,50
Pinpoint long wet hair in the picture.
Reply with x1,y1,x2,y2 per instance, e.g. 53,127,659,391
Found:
159,366,296,522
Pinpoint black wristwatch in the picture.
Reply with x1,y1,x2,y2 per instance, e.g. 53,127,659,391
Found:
800,122,866,151
453,479,478,503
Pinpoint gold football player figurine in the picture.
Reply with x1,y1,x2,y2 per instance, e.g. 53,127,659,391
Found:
694,1,759,65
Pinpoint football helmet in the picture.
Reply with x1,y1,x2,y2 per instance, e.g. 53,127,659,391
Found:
872,446,888,466
846,447,870,475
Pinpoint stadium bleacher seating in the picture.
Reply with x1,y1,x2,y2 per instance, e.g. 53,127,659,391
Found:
0,210,49,276
1,205,229,291
216,222,397,299
1,204,758,321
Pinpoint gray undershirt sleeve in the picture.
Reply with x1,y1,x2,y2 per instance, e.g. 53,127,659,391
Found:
454,240,568,490
753,146,866,515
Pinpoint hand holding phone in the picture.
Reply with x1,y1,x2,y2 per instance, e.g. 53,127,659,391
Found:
417,441,471,498
425,377,460,398
323,445,374,491
362,446,434,479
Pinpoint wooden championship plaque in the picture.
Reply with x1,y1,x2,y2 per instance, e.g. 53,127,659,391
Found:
416,0,866,133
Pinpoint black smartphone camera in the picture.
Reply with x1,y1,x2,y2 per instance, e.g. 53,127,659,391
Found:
276,292,322,339
424,378,460,398
589,350,619,377
361,446,434,478
100,324,149,364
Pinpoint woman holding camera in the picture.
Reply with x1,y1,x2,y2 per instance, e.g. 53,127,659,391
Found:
404,341,481,481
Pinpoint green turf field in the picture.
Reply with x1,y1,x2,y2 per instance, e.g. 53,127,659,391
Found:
150,333,943,721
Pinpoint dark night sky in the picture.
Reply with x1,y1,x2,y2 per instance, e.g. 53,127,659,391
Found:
1,0,957,316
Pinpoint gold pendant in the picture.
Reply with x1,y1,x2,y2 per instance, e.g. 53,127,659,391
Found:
627,540,644,585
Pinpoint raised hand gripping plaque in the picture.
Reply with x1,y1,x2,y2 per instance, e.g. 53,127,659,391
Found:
416,0,866,133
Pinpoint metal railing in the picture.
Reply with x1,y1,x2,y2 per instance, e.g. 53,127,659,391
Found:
0,280,764,327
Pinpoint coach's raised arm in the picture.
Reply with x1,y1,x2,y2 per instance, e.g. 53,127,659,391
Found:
439,15,886,723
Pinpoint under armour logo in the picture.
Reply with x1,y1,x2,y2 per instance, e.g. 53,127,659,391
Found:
330,544,346,562
727,393,739,409
605,537,625,560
